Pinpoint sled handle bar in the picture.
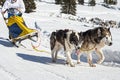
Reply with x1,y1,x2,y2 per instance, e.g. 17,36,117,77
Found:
1,8,22,20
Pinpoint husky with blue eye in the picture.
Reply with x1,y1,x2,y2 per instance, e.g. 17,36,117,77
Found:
77,27,112,67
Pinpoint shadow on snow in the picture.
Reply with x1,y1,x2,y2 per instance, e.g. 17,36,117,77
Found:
0,37,14,47
16,53,65,65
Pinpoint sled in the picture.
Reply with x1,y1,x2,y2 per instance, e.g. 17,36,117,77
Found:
9,29,38,41
1,12,41,49
10,30,40,47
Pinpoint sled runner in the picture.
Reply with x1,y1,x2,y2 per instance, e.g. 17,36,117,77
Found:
10,30,38,42
9,29,40,48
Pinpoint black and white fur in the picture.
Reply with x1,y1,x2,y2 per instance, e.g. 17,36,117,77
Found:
50,29,83,67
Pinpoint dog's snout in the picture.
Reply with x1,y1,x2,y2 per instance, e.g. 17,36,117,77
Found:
109,42,112,46
76,47,80,50
78,47,80,49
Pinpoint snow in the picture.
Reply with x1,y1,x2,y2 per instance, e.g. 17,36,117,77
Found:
0,0,120,80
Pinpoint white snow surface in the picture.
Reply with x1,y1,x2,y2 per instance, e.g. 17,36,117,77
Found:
0,0,120,80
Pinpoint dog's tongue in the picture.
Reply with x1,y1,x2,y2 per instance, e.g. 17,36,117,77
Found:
75,49,80,55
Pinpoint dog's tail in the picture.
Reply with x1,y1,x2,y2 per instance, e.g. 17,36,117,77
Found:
50,32,56,50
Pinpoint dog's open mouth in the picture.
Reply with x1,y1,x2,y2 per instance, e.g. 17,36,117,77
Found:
75,49,80,55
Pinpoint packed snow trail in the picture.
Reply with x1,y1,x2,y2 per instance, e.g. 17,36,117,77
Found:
0,1,120,80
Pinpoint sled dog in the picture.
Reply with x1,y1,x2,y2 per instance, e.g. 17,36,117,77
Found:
77,27,112,67
50,29,83,67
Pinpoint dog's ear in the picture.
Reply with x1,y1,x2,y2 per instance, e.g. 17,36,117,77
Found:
97,29,101,37
64,33,67,38
78,32,82,36
78,32,84,38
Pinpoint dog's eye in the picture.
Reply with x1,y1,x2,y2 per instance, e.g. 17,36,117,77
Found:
106,37,108,39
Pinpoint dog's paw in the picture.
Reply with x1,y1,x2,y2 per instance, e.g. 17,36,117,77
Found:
66,61,69,64
90,64,96,67
77,62,81,64
97,60,103,64
69,62,75,67
70,64,75,67
97,61,101,64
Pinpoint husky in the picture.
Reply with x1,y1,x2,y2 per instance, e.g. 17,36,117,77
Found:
50,29,83,67
77,27,112,67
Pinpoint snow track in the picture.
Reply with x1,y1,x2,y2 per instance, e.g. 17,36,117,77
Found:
0,65,21,80
0,1,120,80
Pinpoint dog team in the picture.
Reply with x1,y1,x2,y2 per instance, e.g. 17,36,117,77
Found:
50,27,112,67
